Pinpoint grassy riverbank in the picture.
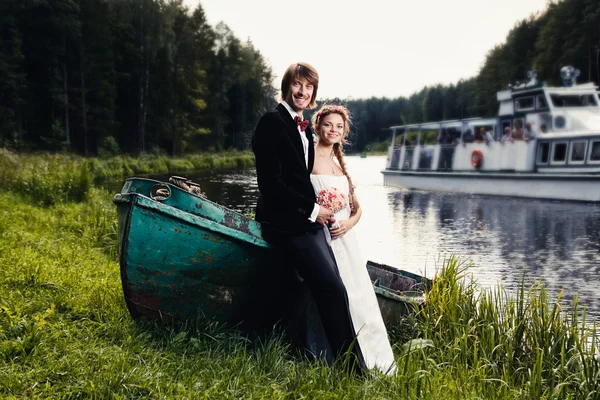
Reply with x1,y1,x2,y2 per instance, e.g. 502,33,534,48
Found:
1,158,599,398
0,149,254,206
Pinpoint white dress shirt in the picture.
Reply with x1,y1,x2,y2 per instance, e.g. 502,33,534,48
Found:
281,101,309,166
281,101,320,222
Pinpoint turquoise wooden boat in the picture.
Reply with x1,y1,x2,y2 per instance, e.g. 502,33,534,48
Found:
113,177,429,330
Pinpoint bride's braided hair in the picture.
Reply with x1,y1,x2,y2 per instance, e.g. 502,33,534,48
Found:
311,104,357,213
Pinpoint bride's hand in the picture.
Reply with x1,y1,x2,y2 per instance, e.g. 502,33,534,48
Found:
330,220,353,239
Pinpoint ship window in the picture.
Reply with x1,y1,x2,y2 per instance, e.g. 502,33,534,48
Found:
550,94,598,107
537,142,550,164
551,142,568,164
589,141,600,162
536,95,548,109
515,96,535,111
569,141,587,163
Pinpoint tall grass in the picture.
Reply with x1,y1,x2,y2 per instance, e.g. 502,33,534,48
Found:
420,256,600,399
0,190,420,398
0,149,91,206
1,180,599,398
87,150,255,182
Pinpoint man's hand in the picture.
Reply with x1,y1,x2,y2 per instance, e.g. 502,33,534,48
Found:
316,205,335,226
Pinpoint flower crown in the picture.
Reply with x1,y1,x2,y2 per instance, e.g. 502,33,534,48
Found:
314,105,349,125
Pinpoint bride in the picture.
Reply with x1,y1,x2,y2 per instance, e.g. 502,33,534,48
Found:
310,104,397,375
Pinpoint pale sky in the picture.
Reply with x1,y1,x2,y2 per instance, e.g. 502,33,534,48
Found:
184,0,550,99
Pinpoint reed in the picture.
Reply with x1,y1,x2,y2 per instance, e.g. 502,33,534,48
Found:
420,256,600,399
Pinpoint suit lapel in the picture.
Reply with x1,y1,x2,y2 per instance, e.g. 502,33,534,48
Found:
277,104,308,170
306,127,315,173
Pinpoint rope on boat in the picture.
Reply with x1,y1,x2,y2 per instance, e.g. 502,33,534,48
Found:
169,176,206,197
153,189,170,200
153,176,207,200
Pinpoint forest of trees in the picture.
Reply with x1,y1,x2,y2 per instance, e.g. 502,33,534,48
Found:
1,0,599,155
0,0,276,156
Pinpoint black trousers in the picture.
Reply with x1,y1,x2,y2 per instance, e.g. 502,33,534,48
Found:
281,227,365,371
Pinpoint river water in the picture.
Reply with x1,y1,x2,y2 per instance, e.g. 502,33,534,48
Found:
124,155,600,320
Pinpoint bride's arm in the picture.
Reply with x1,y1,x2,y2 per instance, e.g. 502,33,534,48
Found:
331,192,361,239
347,192,362,228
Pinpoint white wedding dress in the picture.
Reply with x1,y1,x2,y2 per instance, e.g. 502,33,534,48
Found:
310,174,397,375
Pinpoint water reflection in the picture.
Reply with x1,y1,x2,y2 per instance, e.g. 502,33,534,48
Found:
385,189,600,317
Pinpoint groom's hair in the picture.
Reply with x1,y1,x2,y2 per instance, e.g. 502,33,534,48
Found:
281,62,319,109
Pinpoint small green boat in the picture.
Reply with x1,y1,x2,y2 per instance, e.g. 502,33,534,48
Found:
113,177,429,330
366,261,430,327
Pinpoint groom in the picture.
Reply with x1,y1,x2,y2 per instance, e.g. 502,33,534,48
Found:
252,62,364,370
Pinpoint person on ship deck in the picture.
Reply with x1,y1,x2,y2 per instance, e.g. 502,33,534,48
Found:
475,127,495,144
524,122,536,141
461,129,474,144
474,129,485,143
512,120,525,140
501,126,513,142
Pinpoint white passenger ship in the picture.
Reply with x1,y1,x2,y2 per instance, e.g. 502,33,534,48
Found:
382,67,600,202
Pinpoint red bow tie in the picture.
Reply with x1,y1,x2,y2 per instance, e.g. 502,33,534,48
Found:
294,116,309,132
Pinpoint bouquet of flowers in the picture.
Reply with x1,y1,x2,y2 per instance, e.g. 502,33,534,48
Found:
316,187,347,213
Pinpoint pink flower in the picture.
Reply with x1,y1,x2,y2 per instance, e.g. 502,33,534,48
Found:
316,187,347,213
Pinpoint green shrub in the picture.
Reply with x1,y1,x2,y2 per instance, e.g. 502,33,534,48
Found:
98,136,121,158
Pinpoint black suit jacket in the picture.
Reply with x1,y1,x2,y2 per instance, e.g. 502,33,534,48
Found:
252,104,321,238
